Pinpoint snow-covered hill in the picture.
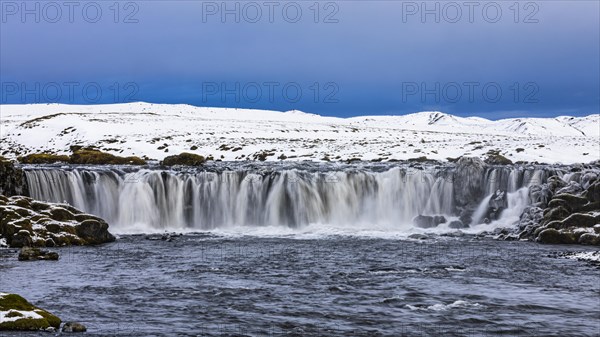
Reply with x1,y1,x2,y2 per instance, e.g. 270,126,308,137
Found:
0,103,598,164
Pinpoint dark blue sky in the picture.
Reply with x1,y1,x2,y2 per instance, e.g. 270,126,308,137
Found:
1,1,598,119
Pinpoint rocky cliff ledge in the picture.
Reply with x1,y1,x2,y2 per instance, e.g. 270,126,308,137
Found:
0,158,28,197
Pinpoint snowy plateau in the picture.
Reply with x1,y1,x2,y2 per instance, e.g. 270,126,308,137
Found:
0,102,598,164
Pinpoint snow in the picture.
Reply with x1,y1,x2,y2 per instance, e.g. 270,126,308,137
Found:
0,309,44,323
0,102,598,164
564,251,600,263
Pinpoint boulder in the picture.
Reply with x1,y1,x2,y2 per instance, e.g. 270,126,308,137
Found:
552,193,589,212
62,322,87,333
413,215,446,228
542,206,570,224
560,213,600,228
585,181,600,202
448,220,468,229
48,207,75,222
75,219,116,244
579,233,600,245
536,228,562,244
10,230,33,248
18,247,59,261
0,293,61,331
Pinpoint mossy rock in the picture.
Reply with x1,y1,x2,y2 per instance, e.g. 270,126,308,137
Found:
11,218,33,232
18,153,70,164
44,223,63,234
585,181,600,202
48,207,75,222
30,201,51,212
8,197,32,209
0,293,61,331
578,201,600,213
579,233,600,245
70,149,146,165
547,198,572,212
73,213,105,223
552,194,590,212
161,153,206,166
537,228,562,244
484,154,513,165
560,213,600,228
542,206,570,224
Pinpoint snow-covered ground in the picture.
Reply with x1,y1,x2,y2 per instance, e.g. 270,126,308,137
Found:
0,102,598,164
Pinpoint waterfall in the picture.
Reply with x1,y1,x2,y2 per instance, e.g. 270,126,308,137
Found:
23,164,564,233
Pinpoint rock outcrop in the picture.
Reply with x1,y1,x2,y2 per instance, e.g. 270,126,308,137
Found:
0,195,116,248
0,159,28,197
514,170,600,245
0,293,61,331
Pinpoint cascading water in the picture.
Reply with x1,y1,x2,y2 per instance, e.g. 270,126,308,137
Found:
23,163,565,234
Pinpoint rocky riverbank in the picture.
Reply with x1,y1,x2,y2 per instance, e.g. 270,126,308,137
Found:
0,195,116,248
513,169,600,245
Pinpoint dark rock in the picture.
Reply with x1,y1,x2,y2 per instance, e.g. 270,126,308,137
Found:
11,230,33,248
552,193,589,212
537,228,561,244
546,176,567,193
0,160,29,197
161,152,206,166
542,206,570,224
18,247,59,261
48,207,75,221
585,181,600,202
529,185,552,206
547,198,572,212
577,201,600,213
579,233,600,245
62,322,87,333
75,219,116,245
413,215,446,228
484,152,512,165
45,238,56,247
453,157,486,208
560,213,600,228
448,220,468,229
408,233,429,240
486,190,507,221
555,182,583,195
